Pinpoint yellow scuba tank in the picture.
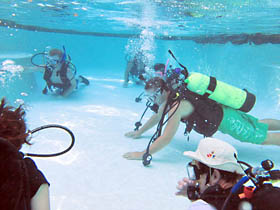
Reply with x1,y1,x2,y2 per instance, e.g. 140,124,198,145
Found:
184,72,256,112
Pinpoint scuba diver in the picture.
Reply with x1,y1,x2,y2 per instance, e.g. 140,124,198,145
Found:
123,75,280,160
32,47,90,97
123,59,167,88
123,50,280,162
176,137,280,210
0,97,76,210
123,52,146,88
0,98,50,210
43,47,90,96
177,137,244,210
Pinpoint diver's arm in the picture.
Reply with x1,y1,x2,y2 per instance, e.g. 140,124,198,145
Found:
146,102,182,154
145,100,193,154
31,184,50,210
145,100,194,155
125,101,166,138
137,101,166,135
123,100,194,160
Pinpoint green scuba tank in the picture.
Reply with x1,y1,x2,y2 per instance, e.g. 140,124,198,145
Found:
184,72,256,112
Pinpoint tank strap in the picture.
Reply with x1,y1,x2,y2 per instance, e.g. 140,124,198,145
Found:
203,76,217,98
239,89,256,112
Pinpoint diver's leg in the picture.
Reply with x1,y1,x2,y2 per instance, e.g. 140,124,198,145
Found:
262,133,280,145
259,119,280,130
260,119,280,145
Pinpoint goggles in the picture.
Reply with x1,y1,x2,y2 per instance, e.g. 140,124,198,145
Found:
46,55,60,66
187,161,210,180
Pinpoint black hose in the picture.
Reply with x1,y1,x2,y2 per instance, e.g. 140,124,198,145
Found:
31,52,77,80
135,103,150,131
30,52,47,68
142,100,180,166
24,124,75,157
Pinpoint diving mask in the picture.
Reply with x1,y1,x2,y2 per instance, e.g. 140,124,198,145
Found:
144,88,161,104
186,161,204,200
187,161,210,180
46,55,60,66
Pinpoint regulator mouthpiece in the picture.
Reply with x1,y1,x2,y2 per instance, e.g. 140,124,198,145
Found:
142,152,152,166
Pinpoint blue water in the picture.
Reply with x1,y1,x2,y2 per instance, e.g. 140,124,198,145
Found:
1,1,280,210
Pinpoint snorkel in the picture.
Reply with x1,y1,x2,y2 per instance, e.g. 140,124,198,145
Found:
164,58,169,76
60,45,67,63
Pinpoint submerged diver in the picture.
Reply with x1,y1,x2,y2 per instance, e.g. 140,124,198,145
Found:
123,76,280,160
0,98,50,210
177,137,280,210
42,48,89,97
176,137,244,210
123,52,146,88
123,57,167,88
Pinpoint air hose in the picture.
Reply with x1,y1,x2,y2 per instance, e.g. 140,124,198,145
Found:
24,124,75,157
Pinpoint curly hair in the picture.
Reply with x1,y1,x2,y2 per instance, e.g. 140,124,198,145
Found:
0,98,31,150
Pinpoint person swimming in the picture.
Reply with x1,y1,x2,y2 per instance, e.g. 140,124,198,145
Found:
42,47,90,97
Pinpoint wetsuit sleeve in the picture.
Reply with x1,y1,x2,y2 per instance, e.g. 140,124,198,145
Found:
23,157,50,198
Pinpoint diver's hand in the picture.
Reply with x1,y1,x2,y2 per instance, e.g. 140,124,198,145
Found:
125,131,142,139
123,151,144,160
175,177,195,197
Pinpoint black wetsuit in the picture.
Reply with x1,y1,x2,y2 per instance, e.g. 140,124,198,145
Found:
0,138,49,210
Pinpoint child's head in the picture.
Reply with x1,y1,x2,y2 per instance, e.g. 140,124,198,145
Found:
0,98,30,150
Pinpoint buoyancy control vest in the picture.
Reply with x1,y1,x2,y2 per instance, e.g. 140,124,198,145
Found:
171,87,224,137
43,61,71,94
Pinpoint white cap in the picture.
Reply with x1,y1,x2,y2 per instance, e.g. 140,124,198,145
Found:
184,137,244,175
